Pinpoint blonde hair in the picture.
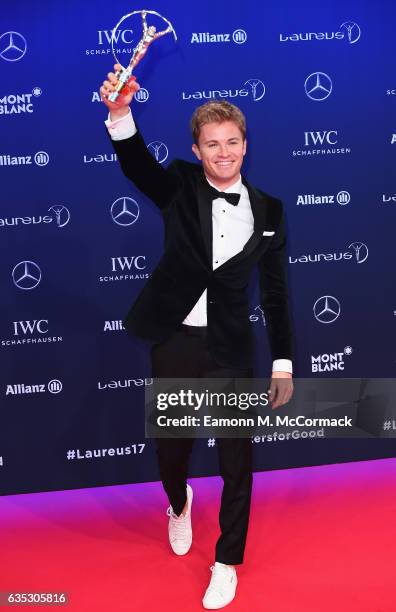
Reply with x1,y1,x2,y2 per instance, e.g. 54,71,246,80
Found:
190,100,246,144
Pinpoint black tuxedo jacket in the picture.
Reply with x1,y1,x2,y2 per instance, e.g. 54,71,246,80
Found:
111,130,293,368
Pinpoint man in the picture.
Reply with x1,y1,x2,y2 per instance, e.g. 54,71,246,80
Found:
101,66,294,609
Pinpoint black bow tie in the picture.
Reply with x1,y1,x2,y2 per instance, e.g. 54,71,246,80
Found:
206,183,241,206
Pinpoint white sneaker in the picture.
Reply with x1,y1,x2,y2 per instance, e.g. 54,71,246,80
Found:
166,483,193,555
202,562,238,609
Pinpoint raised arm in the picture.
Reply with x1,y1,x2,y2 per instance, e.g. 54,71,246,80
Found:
100,64,180,209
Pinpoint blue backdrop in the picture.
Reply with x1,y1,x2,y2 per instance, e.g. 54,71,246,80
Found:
1,0,395,495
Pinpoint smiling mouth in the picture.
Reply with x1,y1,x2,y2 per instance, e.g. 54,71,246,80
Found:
215,161,234,166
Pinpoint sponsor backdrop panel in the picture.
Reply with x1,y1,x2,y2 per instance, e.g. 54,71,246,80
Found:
1,0,395,495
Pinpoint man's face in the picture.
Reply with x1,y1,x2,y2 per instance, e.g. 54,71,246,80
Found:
192,120,247,189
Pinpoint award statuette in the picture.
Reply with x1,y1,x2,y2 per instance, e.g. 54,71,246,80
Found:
108,9,177,103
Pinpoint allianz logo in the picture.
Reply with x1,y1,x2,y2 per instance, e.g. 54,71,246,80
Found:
297,191,350,205
0,151,49,167
191,29,247,44
6,379,62,396
104,320,125,331
289,242,368,264
311,346,352,373
97,377,153,390
84,153,117,163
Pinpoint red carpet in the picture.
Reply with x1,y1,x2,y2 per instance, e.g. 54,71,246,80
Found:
1,458,395,611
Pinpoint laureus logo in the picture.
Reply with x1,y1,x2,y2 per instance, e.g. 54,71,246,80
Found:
244,79,265,102
279,21,361,44
182,78,265,102
147,141,168,163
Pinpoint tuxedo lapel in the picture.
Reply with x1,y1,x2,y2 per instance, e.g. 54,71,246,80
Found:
196,172,213,266
242,176,268,233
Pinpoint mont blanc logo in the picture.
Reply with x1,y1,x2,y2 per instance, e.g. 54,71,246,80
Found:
5,379,62,396
311,346,353,373
86,28,134,56
99,256,149,282
147,141,168,164
12,261,42,290
289,241,368,264
297,190,350,206
135,87,149,103
279,21,361,44
110,197,139,226
0,87,42,115
182,78,265,102
0,32,27,62
313,296,341,324
304,72,333,101
190,29,247,44
0,150,50,167
292,130,351,157
0,205,70,229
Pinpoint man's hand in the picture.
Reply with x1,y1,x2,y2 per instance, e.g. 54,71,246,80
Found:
100,63,140,121
269,371,293,410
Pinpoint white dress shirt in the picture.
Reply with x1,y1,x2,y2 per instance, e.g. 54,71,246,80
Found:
105,110,292,374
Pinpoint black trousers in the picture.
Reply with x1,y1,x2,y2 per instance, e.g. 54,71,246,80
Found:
151,324,253,565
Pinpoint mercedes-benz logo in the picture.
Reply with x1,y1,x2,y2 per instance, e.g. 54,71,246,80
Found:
111,197,140,226
244,79,266,102
0,31,27,62
48,205,71,228
12,261,42,290
339,22,361,44
147,141,169,164
313,295,341,324
348,242,368,264
304,72,333,101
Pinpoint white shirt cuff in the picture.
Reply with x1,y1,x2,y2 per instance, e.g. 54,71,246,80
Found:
104,109,137,141
272,359,293,374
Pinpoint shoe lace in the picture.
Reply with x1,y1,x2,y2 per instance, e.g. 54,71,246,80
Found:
166,506,189,540
207,564,233,594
